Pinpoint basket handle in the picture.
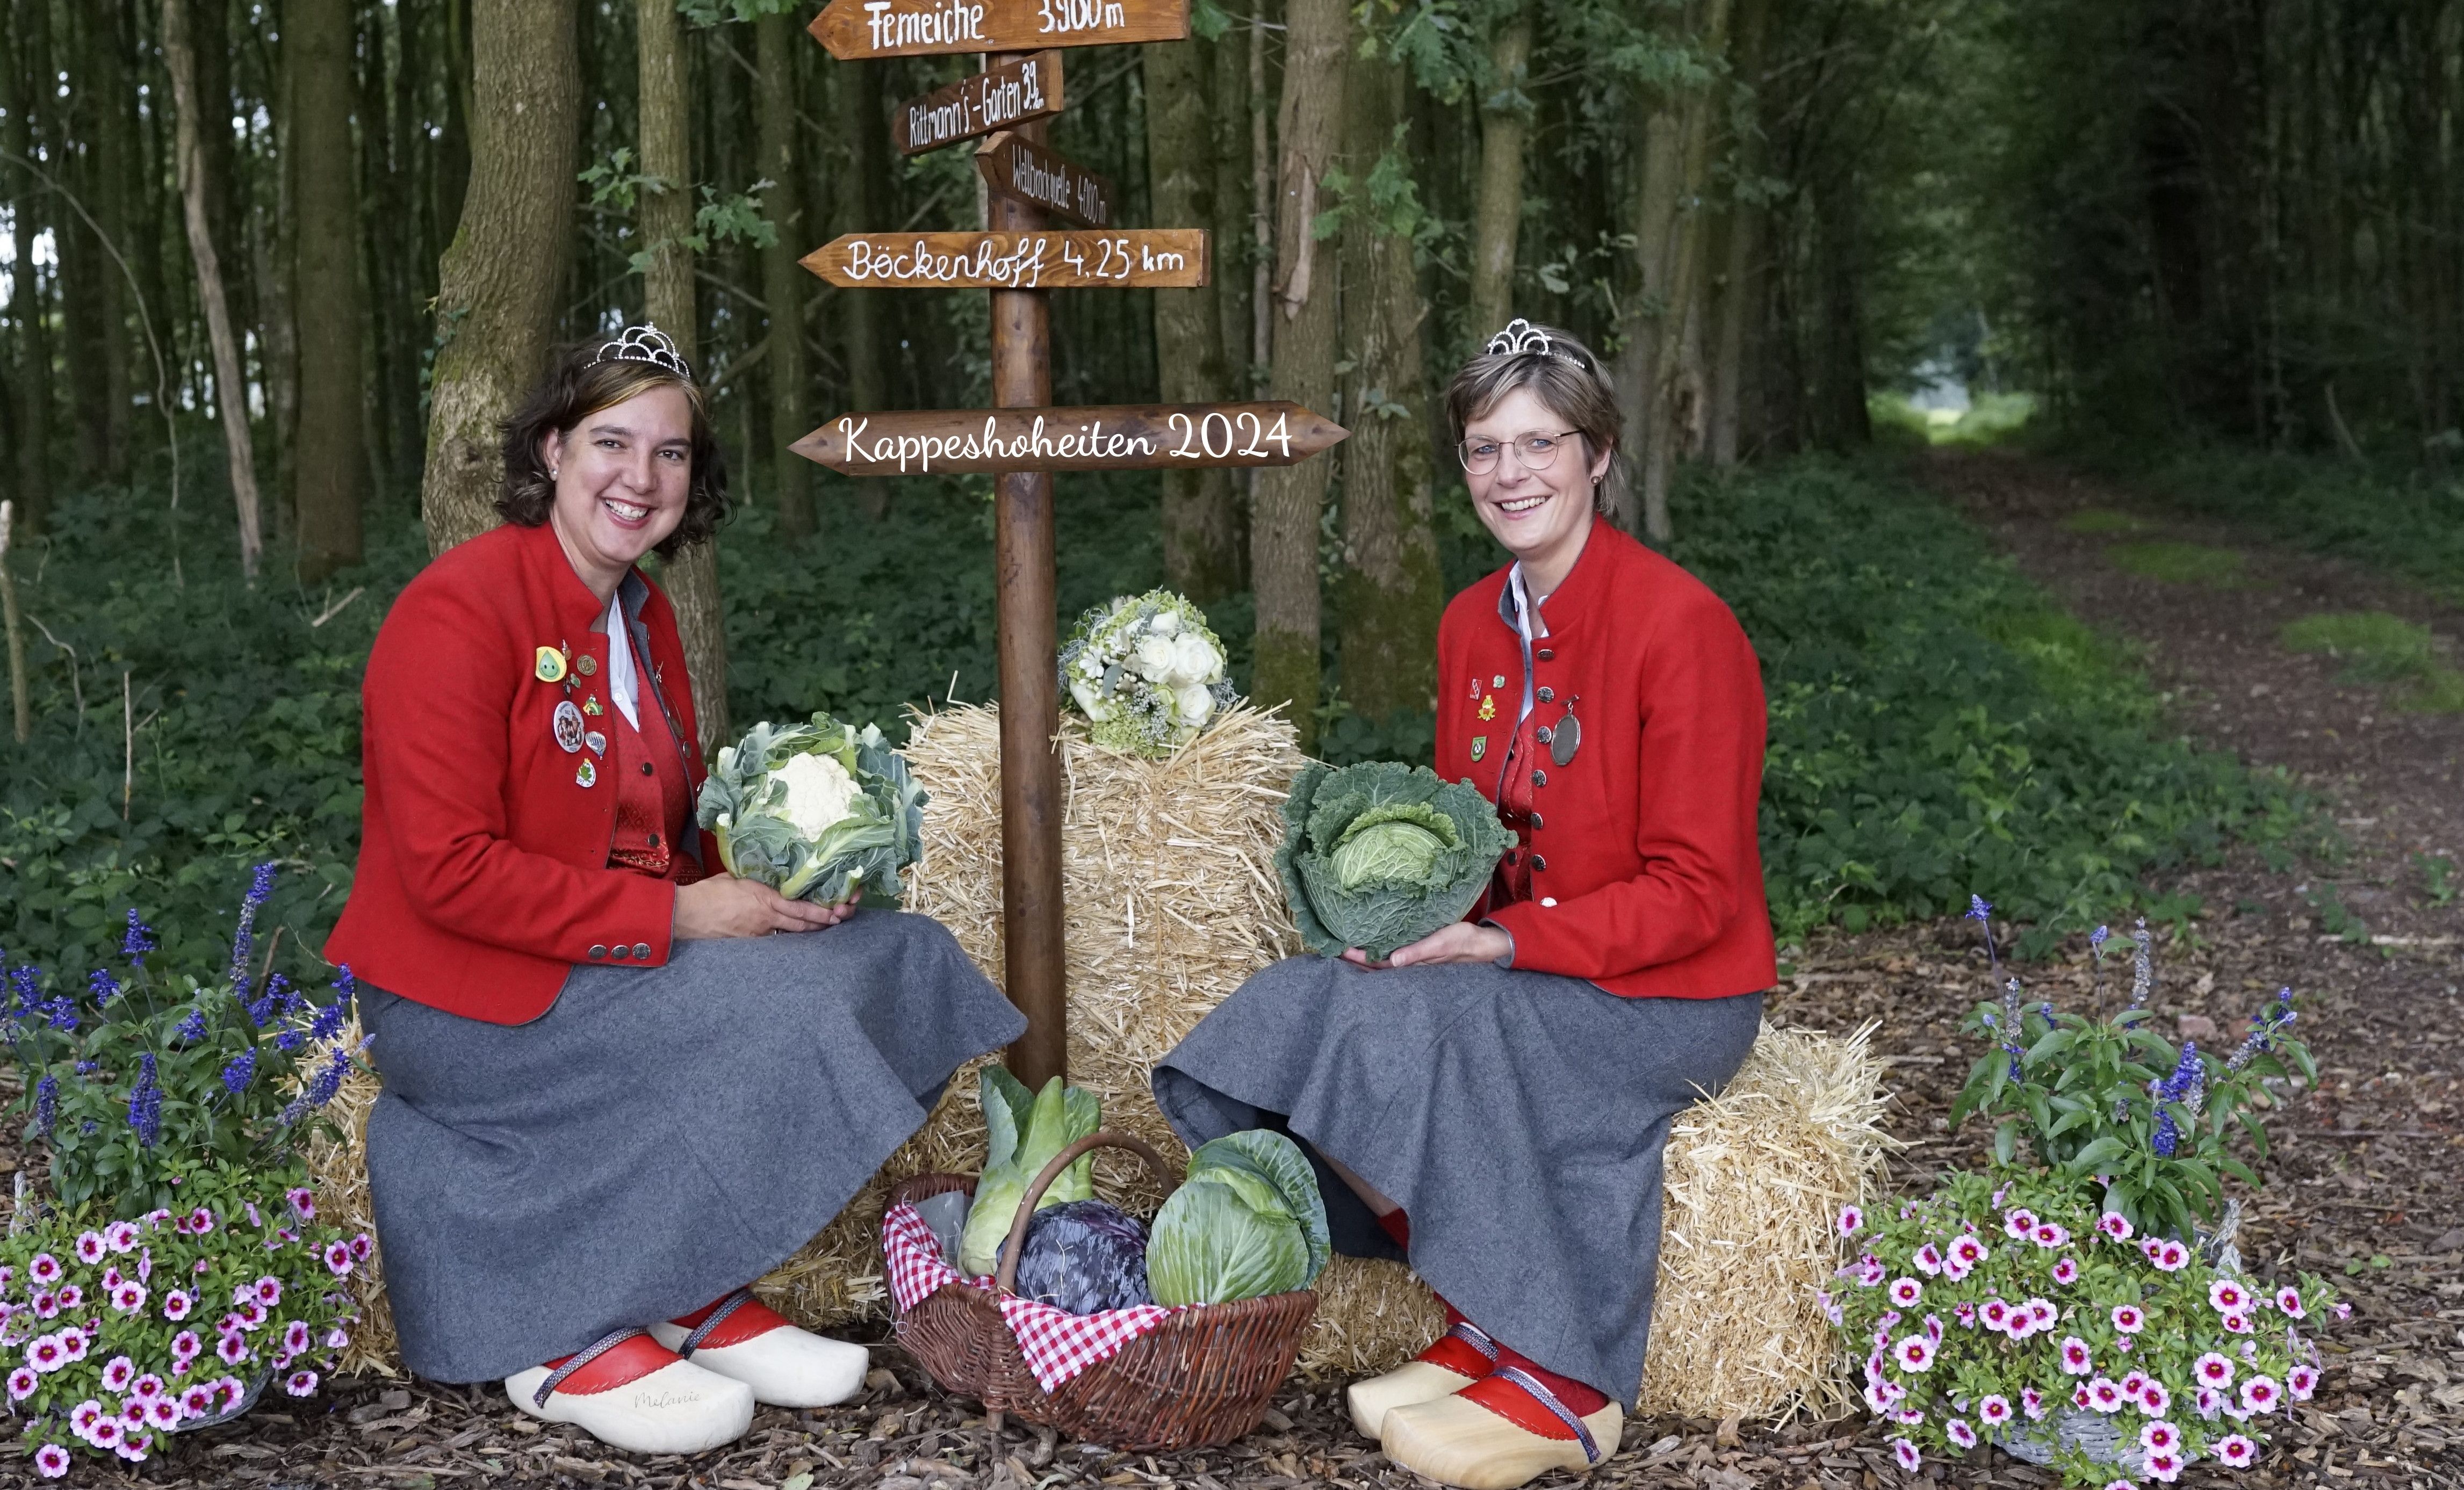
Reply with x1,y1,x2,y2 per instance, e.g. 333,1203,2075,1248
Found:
992,1130,1180,1296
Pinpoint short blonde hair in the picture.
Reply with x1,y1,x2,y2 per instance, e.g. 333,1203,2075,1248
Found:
1444,324,1624,516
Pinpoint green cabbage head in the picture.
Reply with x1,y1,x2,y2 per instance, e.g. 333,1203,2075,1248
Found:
1144,1130,1330,1306
694,712,926,906
1275,761,1514,959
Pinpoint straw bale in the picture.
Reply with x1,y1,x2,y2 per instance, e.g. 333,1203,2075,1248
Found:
299,1014,401,1378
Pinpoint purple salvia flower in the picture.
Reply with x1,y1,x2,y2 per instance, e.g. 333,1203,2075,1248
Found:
174,1008,207,1044
127,1054,163,1149
121,910,157,967
33,1075,58,1137
227,863,277,1000
89,970,123,1007
220,1050,258,1097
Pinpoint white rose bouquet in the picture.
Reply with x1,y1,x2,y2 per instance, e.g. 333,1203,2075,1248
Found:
1057,590,1240,758
695,712,926,905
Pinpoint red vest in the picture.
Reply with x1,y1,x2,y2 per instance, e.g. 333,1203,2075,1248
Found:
325,520,709,1024
1436,518,1777,999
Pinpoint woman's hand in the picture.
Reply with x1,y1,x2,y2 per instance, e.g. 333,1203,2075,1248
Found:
1341,922,1512,969
673,877,859,940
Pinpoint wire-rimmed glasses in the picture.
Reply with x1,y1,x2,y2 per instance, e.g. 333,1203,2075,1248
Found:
1457,430,1583,476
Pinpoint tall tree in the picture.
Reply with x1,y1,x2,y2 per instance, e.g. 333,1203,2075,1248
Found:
832,52,894,519
2,0,55,536
1249,0,1348,752
163,0,266,577
1144,35,1243,602
637,0,728,752
1704,0,1772,467
1467,0,1536,342
291,0,366,581
419,0,579,554
1337,46,1443,725
755,7,811,541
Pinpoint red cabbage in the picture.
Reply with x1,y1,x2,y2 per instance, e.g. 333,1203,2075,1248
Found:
1014,1200,1154,1315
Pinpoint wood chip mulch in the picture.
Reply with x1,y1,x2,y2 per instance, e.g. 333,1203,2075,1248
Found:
8,452,2458,1488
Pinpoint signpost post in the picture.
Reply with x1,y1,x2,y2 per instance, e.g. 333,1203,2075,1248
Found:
803,4,1344,1089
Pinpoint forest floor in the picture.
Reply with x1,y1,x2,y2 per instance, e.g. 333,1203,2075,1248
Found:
11,451,2462,1489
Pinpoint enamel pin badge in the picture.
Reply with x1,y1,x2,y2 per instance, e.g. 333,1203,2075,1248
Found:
552,700,587,754
585,731,608,758
535,646,570,684
1470,736,1487,762
575,759,599,789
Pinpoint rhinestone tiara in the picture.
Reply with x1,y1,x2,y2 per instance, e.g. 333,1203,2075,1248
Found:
593,324,694,382
1483,317,1583,366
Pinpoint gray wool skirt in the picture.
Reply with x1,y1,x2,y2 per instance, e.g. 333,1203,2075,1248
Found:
358,909,1025,1384
1151,956,1760,1402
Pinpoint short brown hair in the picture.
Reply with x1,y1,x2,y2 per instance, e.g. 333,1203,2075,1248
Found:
497,343,731,555
1444,324,1624,516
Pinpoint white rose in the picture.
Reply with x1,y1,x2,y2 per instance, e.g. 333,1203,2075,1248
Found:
1133,632,1179,680
1149,610,1180,636
1176,682,1215,728
1170,633,1221,687
772,750,861,840
1070,677,1115,721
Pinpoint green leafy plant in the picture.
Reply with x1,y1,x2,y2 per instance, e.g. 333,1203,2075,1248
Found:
1949,901,2315,1244
1276,761,1512,960
2280,611,2464,713
2106,541,2249,589
1,1164,368,1471
1828,1169,2337,1486
695,712,925,907
2415,852,2457,907
958,1069,1101,1278
1144,1131,1329,1306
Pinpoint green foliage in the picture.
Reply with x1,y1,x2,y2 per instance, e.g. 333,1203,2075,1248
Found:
2280,612,2464,712
2416,852,2457,908
1675,460,2302,946
1869,393,2040,449
1832,1169,2335,1486
2104,541,2248,589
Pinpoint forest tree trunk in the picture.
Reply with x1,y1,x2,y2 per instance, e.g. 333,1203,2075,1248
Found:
1467,0,1535,344
756,10,811,542
1,0,54,536
1249,0,1348,753
1145,36,1243,602
834,57,894,521
1615,99,1684,546
163,0,265,578
637,0,727,754
291,0,366,581
419,0,578,554
1337,48,1443,726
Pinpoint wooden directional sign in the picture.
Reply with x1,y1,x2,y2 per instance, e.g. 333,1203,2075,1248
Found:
802,229,1207,291
977,131,1113,228
896,52,1063,155
792,402,1348,476
811,0,1189,60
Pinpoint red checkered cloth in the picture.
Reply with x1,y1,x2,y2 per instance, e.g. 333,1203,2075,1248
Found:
882,1201,1179,1393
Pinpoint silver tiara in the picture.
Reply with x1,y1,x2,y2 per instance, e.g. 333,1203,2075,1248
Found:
593,324,693,382
1484,318,1581,365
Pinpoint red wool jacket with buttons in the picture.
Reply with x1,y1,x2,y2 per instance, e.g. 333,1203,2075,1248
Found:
1437,516,1778,999
325,519,708,1024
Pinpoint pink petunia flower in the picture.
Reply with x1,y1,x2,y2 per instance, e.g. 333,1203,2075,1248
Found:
103,1221,138,1255
2113,1304,2146,1333
88,1417,121,1450
54,1285,82,1312
1913,1243,1944,1275
2143,1450,2183,1483
1979,1394,2013,1425
2101,1481,2136,1490
33,1443,70,1479
2027,1298,2057,1329
100,1355,135,1393
2121,1370,2152,1404
170,1329,202,1361
27,1254,61,1285
2087,1377,2125,1413
181,1385,216,1419
215,1333,249,1365
2333,1301,2352,1320
1863,1381,1898,1414
2240,1376,2281,1413
2287,1364,2319,1400
117,1430,150,1464
1954,1302,1978,1327
236,1300,266,1329
1889,1277,1923,1307
286,1187,317,1220
111,1283,146,1313
2053,1256,2080,1285
162,1289,192,1322
1892,1438,1921,1473
2214,1433,2257,1467
283,1321,312,1355
2153,1240,2189,1272
146,1397,179,1430
325,1327,351,1351
285,1369,319,1397
2073,1385,2094,1409
2021,1386,2047,1421
101,1266,125,1292
187,1207,215,1235
2195,1386,2223,1420
2210,1279,2251,1313
1949,1236,1987,1267
5,1366,36,1402
1923,1313,1944,1342
2222,1311,2253,1335
1980,1299,2013,1332
2275,1285,2306,1319
1839,1205,1864,1236
1894,1335,1936,1372
1947,1420,1978,1449
2097,1212,2135,1241
2006,1209,2038,1240
349,1233,373,1261
74,1232,107,1265
58,1328,88,1363
26,1334,66,1373
31,1291,59,1320
131,1373,163,1401
119,1396,147,1427
2196,1352,2235,1387
2034,1223,2069,1248
1941,1253,1973,1283
2141,1421,2181,1453
68,1400,103,1439
1892,1406,1925,1427
2139,1380,2171,1416
253,1276,282,1308
2141,1237,2165,1263
135,1248,150,1284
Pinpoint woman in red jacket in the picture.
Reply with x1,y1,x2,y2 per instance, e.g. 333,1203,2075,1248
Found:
325,328,1023,1457
1155,322,1774,1489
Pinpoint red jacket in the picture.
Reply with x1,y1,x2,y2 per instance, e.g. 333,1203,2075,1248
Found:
325,520,709,1024
1436,517,1777,999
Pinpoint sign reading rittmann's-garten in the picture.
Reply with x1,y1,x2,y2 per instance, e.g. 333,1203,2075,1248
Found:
802,229,1206,290
810,0,1188,60
895,52,1063,154
792,402,1346,475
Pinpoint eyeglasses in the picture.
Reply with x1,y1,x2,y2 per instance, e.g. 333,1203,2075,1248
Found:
1457,430,1583,476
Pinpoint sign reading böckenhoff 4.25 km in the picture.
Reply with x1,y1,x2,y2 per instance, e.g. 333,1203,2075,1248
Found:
809,0,1188,59
802,230,1207,290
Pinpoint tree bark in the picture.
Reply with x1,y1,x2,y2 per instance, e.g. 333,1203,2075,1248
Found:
1249,0,1347,753
1337,48,1443,726
2,0,55,536
1145,37,1243,603
1467,0,1535,343
163,0,265,578
419,0,578,554
636,0,727,755
1704,0,1769,467
1614,98,1683,546
834,55,894,520
757,10,811,543
291,0,366,581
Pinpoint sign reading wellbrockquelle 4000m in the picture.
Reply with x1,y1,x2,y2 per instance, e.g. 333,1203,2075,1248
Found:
809,0,1189,60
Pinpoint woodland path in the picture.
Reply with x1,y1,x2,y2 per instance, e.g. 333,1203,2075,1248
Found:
25,454,2464,1489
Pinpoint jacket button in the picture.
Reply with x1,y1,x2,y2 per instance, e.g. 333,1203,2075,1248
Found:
1532,769,1548,787
647,833,660,848
1536,685,1555,703
1504,849,1519,865
632,943,652,960
1530,813,1544,830
641,762,654,776
1538,648,1554,662
588,945,608,960
612,945,630,960
1532,856,1548,872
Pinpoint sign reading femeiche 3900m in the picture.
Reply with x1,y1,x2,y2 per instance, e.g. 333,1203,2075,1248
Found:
809,0,1189,59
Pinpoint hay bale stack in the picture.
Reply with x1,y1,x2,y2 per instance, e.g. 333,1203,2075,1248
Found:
299,1015,400,1378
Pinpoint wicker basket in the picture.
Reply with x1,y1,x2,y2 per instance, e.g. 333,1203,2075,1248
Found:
888,1131,1317,1451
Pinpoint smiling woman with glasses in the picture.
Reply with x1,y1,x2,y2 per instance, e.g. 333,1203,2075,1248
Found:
1152,319,1777,1489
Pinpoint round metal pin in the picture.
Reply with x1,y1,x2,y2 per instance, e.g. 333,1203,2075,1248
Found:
577,654,599,677
1551,711,1581,767
585,730,607,757
552,699,586,753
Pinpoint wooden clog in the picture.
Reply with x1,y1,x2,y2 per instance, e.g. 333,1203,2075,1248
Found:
1380,1377,1624,1489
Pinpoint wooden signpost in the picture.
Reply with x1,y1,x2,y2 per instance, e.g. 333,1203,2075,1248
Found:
976,131,1114,227
802,229,1205,290
802,5,1345,1089
894,50,1063,154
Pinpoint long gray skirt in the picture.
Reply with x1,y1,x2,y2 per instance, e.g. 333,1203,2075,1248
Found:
359,909,1025,1384
1151,956,1760,1402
